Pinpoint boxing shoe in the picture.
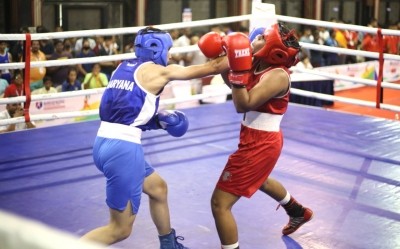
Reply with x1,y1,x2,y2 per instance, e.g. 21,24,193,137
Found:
282,206,313,235
278,197,314,235
159,228,189,249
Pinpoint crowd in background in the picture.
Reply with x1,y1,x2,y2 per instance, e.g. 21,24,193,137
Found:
0,19,399,98
295,18,399,70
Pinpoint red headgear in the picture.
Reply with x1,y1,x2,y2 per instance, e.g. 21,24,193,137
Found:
254,23,300,68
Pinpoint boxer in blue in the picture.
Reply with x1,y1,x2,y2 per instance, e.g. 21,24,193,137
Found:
81,27,227,249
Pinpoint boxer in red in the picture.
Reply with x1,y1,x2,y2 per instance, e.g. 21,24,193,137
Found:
199,23,314,249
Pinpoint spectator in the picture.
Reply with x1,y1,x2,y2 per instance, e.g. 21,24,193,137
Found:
37,26,55,60
30,40,47,91
0,99,36,133
76,38,97,81
185,33,208,94
175,28,191,66
46,39,73,88
31,76,58,95
62,68,82,92
0,78,9,97
334,21,349,64
98,36,119,80
344,21,359,64
323,29,340,66
296,48,314,69
385,23,399,55
299,27,314,62
10,26,29,62
92,36,105,56
168,29,183,65
310,30,324,67
4,70,24,98
0,40,13,83
82,63,108,89
74,36,96,54
63,38,76,57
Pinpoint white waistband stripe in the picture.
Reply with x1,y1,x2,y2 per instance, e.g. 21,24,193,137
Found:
242,111,283,132
97,121,142,144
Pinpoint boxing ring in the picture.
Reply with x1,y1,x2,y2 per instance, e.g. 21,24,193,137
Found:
1,101,400,249
1,9,400,249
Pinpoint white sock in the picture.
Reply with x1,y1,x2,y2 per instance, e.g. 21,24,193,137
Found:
279,191,291,205
222,242,239,249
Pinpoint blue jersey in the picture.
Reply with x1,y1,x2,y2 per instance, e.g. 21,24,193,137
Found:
99,59,160,128
0,52,11,83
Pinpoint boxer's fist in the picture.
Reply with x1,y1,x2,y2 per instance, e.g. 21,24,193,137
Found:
141,110,189,137
222,32,253,87
198,32,224,59
157,110,189,137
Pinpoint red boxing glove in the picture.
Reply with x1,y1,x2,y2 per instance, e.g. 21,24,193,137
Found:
222,32,252,87
198,32,224,59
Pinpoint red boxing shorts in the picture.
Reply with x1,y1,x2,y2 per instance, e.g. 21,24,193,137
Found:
216,125,283,198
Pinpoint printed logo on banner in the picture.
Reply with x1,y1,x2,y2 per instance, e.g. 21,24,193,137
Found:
42,100,66,110
35,101,43,110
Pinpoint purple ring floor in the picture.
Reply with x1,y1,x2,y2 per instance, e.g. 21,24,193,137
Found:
1,101,399,249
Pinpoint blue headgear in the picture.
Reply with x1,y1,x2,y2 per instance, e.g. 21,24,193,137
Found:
134,27,173,66
249,27,266,42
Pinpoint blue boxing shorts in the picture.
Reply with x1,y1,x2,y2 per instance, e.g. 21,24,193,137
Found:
92,137,155,214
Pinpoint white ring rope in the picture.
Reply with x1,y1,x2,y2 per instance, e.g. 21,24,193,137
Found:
291,67,400,91
290,88,400,113
0,45,200,70
0,14,399,126
299,42,400,61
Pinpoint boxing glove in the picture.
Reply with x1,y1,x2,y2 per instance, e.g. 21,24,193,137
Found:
222,32,253,88
198,32,224,59
141,110,189,137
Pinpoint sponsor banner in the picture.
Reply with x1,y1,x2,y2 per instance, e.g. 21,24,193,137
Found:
0,93,102,128
317,60,400,91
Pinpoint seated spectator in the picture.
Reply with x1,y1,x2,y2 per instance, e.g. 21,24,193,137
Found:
46,39,74,88
10,26,29,63
0,78,9,97
62,68,82,92
30,40,47,91
296,49,314,69
31,76,58,95
4,70,24,97
74,36,96,53
36,25,55,60
63,38,75,57
0,40,13,83
76,38,97,81
323,29,340,66
385,23,399,55
82,63,108,89
0,98,36,133
99,36,119,79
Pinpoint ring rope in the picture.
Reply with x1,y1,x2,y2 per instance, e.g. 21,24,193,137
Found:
291,68,400,90
290,88,400,112
0,45,201,70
